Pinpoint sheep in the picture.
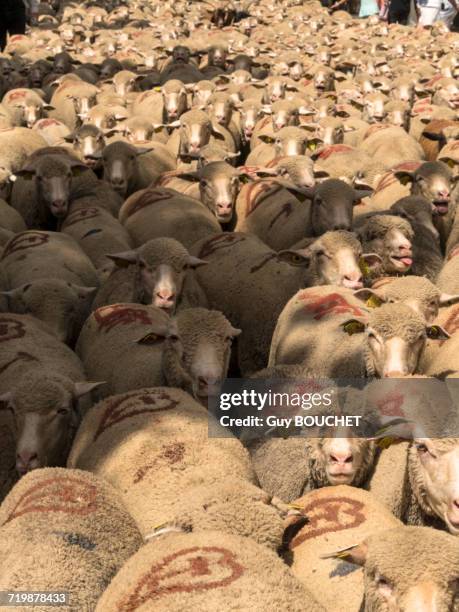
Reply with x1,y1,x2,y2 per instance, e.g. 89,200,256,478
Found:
0,468,142,611
247,371,379,502
166,108,233,162
285,486,402,612
235,178,372,251
95,530,324,612
93,238,207,313
65,123,106,170
159,162,246,227
61,203,133,270
246,126,311,165
191,232,379,374
102,140,176,198
0,199,26,233
49,79,99,130
269,287,449,377
287,487,459,611
0,310,99,478
118,186,221,249
419,119,459,161
2,279,96,345
1,87,53,128
356,214,414,281
10,150,89,230
312,145,372,184
32,117,71,146
0,230,99,289
76,305,240,400
360,126,425,169
67,386,286,548
355,275,459,324
0,127,47,200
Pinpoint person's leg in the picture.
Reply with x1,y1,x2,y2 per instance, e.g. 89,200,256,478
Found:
0,27,7,52
418,4,441,24
6,2,27,36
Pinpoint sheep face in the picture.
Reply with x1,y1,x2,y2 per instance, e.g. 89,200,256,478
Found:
179,113,213,158
176,309,241,399
16,97,47,129
343,304,448,377
259,127,309,157
310,179,357,235
71,125,105,168
71,93,98,123
102,142,149,196
360,217,414,275
239,103,262,140
208,96,233,128
409,438,459,535
8,377,100,475
2,280,95,344
397,162,459,216
162,84,188,121
340,528,459,611
308,436,375,487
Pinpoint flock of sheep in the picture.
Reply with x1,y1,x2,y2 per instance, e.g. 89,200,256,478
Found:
1,0,459,609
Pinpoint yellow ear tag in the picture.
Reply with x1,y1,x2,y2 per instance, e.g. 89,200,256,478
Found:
366,295,382,308
154,86,162,92
359,258,371,278
342,320,365,335
447,159,456,169
308,141,317,151
376,436,399,450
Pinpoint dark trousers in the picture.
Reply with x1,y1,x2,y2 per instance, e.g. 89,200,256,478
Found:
0,2,26,51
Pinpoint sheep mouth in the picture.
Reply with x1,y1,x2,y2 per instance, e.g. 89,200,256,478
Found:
327,472,354,484
389,254,413,270
433,200,449,215
445,512,459,533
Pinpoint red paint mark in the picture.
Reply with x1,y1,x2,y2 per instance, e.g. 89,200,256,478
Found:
94,390,179,440
244,180,281,216
0,318,26,343
125,189,173,219
0,351,38,374
94,304,153,332
63,207,100,227
289,497,366,548
376,391,405,417
425,74,444,89
117,547,244,610
317,144,353,160
374,161,421,194
268,200,293,229
364,124,391,139
3,476,98,524
6,90,27,103
133,442,185,484
299,292,364,321
9,35,27,42
1,232,49,260
36,118,61,128
198,233,245,259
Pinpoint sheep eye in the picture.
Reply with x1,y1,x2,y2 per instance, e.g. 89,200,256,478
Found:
376,575,391,587
415,442,429,453
200,179,208,188
57,407,70,416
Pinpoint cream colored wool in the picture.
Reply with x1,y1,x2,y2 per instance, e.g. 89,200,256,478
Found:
95,531,325,612
67,388,285,547
286,485,401,612
0,468,142,612
0,230,99,289
119,187,221,249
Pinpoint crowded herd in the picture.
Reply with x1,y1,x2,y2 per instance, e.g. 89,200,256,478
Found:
2,0,459,610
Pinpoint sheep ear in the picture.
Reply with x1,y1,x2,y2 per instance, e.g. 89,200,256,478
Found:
211,129,226,142
440,157,457,170
229,326,241,337
426,325,450,341
341,319,366,335
361,253,382,269
186,255,208,268
73,381,105,398
14,168,36,180
43,104,56,111
276,250,310,267
353,288,385,308
70,162,88,176
175,171,201,182
104,128,120,138
106,251,142,267
439,292,459,306
136,147,154,155
136,331,168,345
353,188,373,203
421,130,444,142
258,134,275,144
394,171,414,186
321,542,368,565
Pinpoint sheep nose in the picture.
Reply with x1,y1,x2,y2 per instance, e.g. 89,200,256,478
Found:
168,109,178,119
329,452,353,465
156,289,175,301
111,176,125,186
343,274,363,289
438,189,450,199
16,451,38,473
217,202,232,214
333,223,351,231
384,370,407,378
198,375,221,387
